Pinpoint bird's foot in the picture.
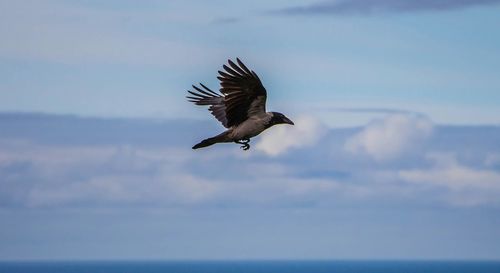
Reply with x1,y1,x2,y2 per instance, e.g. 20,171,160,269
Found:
240,143,250,151
235,139,251,151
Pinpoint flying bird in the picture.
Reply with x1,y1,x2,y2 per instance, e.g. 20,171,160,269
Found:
187,58,294,150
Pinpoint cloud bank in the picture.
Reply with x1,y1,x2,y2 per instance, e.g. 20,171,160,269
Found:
277,0,500,15
1,112,499,209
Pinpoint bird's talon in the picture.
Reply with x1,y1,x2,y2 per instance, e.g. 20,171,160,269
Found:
239,143,250,150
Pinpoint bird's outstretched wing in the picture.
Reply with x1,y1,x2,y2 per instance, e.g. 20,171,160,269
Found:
187,83,228,127
218,58,267,127
187,58,267,128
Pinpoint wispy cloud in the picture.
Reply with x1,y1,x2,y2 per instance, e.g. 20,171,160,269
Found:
0,1,221,66
325,107,423,115
275,0,500,16
399,153,500,207
211,16,241,25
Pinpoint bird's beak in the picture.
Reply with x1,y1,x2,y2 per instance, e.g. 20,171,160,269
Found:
283,117,294,125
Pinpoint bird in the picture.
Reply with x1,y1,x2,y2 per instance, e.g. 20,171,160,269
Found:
187,58,294,151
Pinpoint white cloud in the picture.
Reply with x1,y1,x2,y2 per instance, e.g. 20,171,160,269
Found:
27,172,221,208
256,115,326,156
399,153,500,206
2,115,500,209
0,138,341,208
344,114,433,161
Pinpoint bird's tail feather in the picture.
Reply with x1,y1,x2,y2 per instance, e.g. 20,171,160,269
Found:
192,132,229,149
192,137,218,149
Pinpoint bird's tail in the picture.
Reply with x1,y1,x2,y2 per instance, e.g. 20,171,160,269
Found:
192,132,229,149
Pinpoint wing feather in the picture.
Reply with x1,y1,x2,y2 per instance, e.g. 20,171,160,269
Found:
186,58,267,128
186,84,228,127
218,58,267,127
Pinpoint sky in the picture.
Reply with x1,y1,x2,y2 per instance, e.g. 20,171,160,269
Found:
1,0,500,261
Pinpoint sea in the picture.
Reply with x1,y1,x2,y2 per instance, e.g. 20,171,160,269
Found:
1,261,499,273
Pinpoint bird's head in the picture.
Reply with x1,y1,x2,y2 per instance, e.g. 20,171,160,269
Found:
270,112,294,126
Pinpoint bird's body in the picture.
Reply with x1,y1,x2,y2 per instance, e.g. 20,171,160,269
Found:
187,58,294,150
230,112,272,140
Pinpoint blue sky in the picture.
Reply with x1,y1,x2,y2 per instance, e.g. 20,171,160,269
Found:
1,0,500,261
2,0,500,125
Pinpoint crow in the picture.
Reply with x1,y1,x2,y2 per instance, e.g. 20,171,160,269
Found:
187,58,294,151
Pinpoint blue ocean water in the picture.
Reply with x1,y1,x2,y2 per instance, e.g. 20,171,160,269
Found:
0,261,499,273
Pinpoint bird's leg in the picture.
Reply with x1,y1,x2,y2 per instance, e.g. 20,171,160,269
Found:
235,138,251,151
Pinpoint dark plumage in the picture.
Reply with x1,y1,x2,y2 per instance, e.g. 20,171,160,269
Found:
187,58,294,150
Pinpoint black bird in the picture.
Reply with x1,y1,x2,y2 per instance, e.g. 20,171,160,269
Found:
187,58,294,150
